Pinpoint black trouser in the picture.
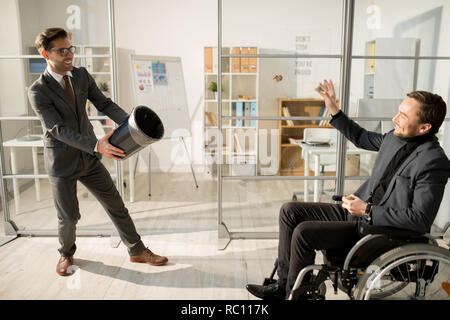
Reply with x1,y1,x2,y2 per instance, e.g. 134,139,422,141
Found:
278,202,361,295
49,158,146,257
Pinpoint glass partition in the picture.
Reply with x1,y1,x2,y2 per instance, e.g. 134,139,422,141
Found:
0,0,116,235
217,0,346,245
216,0,450,246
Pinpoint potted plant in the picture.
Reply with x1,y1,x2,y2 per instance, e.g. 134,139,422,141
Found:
208,81,224,100
98,82,110,96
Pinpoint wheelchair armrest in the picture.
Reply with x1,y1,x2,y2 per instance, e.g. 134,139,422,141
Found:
358,224,425,239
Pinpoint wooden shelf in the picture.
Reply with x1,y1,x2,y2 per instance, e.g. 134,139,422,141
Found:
280,125,332,129
204,46,259,176
279,169,336,176
280,98,324,102
281,143,300,147
278,98,334,175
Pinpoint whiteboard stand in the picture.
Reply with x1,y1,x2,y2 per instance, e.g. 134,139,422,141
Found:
180,136,199,189
130,54,198,196
147,137,198,197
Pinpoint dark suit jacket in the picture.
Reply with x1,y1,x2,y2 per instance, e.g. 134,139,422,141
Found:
28,67,128,177
331,112,450,233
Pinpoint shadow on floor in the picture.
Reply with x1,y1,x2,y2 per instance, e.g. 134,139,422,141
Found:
73,248,277,289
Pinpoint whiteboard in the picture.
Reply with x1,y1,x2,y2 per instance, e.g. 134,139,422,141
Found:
130,55,191,139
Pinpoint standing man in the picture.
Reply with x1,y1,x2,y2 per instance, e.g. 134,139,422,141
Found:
28,27,168,276
246,79,450,299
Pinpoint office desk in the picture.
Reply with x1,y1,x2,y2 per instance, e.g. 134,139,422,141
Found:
3,135,137,213
2,135,44,213
299,142,376,202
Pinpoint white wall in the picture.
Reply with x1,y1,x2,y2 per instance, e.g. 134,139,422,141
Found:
17,0,110,48
0,0,34,186
351,0,450,109
0,0,27,116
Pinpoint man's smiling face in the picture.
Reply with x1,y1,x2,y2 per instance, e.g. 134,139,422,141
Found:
392,97,431,138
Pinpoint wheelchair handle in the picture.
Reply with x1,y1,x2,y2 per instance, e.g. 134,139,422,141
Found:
332,195,342,202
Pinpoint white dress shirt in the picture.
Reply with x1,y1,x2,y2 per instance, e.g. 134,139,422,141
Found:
46,66,74,90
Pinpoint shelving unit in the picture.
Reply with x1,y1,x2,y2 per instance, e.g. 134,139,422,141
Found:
278,98,332,176
203,47,259,176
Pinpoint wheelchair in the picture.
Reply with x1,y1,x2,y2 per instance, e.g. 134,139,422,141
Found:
263,223,450,300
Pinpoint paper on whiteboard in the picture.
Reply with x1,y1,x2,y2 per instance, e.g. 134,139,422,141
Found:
152,62,168,85
134,63,153,92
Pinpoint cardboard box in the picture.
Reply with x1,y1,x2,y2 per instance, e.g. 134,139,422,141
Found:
231,155,256,176
212,47,218,73
248,47,257,73
240,47,250,73
345,155,360,176
205,112,218,126
231,164,256,176
231,47,241,73
204,47,213,73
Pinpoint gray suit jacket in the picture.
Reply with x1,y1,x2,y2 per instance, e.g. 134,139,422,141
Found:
331,112,450,233
28,67,129,177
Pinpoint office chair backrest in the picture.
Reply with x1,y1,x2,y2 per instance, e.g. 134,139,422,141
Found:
303,127,337,144
303,128,337,170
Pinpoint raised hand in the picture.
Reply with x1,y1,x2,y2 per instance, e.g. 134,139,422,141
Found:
97,130,126,160
315,79,340,116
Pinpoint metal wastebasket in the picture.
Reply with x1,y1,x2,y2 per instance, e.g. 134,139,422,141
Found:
109,105,164,160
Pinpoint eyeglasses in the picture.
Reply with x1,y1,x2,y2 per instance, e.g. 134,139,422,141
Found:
49,46,76,56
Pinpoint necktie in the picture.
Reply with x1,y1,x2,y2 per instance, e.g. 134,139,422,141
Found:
63,75,76,108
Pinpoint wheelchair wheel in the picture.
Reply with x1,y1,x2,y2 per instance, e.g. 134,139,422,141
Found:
354,243,450,300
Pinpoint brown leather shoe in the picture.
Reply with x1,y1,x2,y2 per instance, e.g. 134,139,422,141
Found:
130,248,168,266
56,256,74,276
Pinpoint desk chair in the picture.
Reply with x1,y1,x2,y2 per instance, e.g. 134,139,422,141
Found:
292,128,337,201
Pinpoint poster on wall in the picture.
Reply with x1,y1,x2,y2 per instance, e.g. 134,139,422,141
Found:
134,63,154,92
152,61,168,85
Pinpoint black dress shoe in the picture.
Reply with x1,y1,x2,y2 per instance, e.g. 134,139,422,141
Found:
246,282,286,300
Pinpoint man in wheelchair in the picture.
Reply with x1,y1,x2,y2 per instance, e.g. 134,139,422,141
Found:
247,80,450,300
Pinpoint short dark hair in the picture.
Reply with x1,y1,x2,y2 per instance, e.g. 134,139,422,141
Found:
407,91,447,135
35,27,71,53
